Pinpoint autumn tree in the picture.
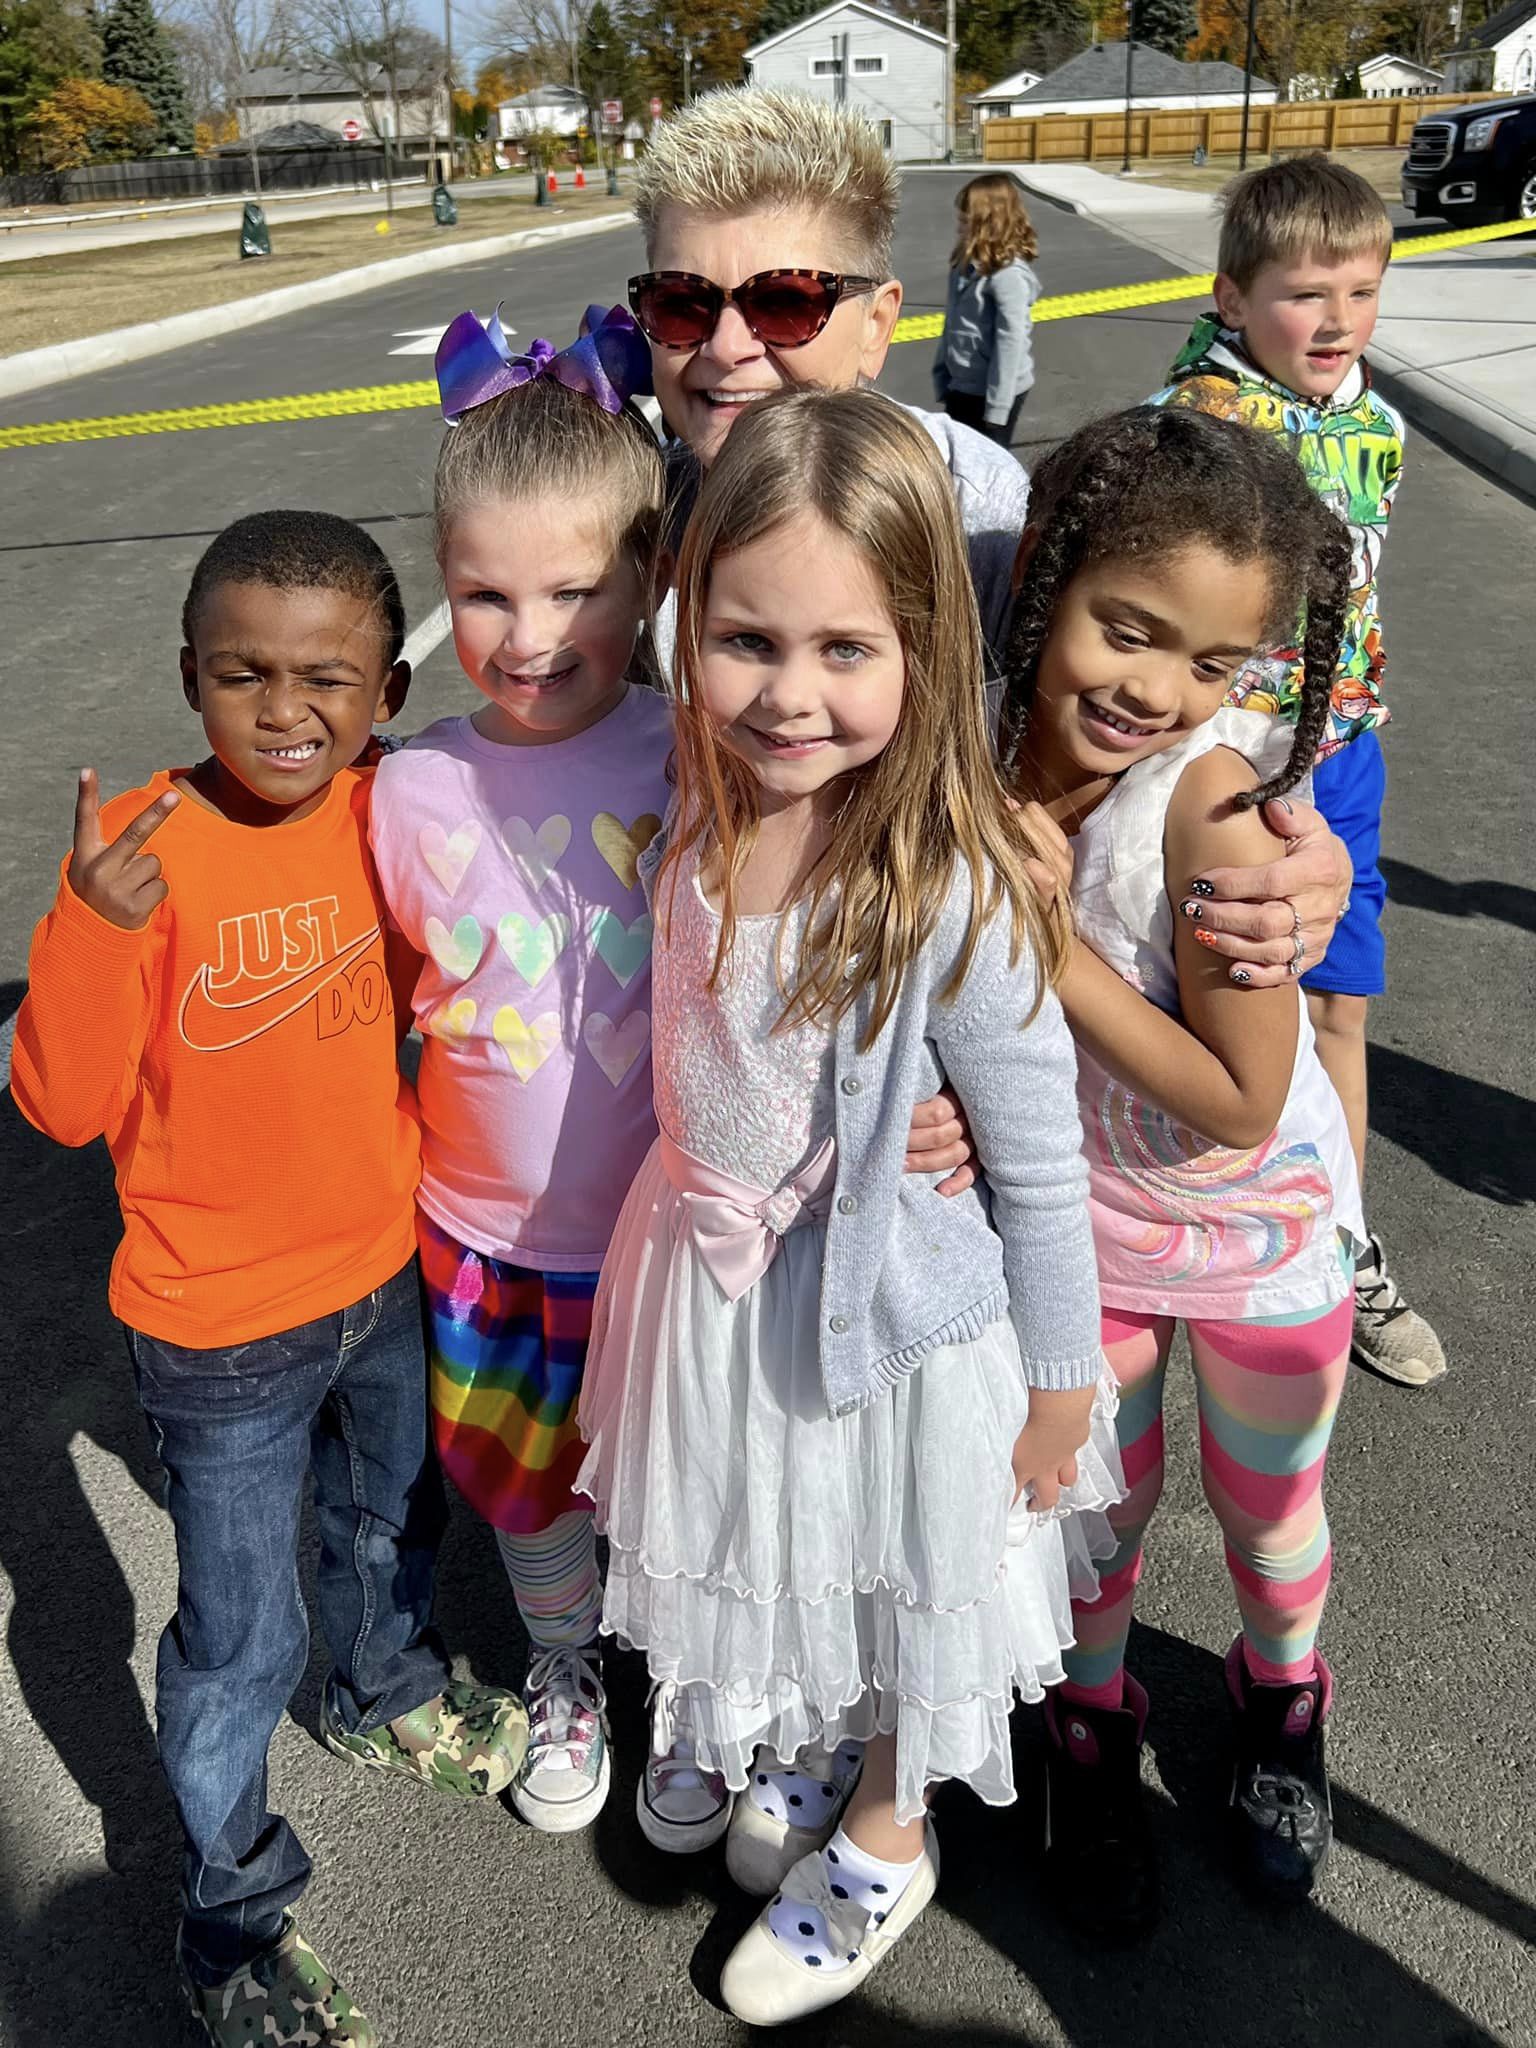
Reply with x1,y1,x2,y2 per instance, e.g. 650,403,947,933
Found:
101,0,194,149
618,0,760,105
1134,0,1197,57
31,75,157,164
0,0,101,169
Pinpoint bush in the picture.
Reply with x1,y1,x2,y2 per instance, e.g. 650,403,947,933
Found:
30,76,156,168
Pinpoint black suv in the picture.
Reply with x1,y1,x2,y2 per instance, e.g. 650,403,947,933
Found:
1401,94,1536,224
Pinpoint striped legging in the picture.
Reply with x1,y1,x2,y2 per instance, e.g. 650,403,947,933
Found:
1062,1292,1353,1702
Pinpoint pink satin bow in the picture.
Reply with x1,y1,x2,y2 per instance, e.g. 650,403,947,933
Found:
659,1132,837,1302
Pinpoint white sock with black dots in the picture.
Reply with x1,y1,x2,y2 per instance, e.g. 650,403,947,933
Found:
765,1824,925,1972
746,1741,863,1825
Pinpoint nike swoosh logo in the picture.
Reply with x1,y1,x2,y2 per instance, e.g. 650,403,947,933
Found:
178,925,382,1052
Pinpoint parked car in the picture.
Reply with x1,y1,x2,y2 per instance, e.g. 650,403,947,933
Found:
1401,94,1536,224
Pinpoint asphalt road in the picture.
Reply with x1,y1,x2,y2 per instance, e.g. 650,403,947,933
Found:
0,169,1531,2048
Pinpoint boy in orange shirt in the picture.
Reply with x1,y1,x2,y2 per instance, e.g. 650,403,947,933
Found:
12,512,527,2048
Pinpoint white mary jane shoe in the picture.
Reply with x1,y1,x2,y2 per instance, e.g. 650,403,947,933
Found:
719,1822,940,2027
725,1742,864,1897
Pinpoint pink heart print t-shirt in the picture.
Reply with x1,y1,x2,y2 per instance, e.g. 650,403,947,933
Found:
370,686,673,1270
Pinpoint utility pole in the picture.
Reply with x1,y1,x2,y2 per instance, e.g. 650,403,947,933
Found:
443,0,453,178
1122,16,1134,172
944,0,955,161
682,38,693,101
1239,0,1258,168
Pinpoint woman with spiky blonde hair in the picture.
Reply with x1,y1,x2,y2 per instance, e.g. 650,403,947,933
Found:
625,86,1357,1015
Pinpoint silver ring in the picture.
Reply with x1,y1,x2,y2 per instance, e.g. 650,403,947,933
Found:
1287,928,1307,976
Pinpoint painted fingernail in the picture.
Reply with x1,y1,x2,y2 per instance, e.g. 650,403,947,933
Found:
1230,967,1252,985
1188,879,1215,898
1195,928,1218,948
1181,900,1203,921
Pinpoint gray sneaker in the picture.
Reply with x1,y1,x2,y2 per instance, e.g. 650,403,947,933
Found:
1352,1235,1446,1386
511,1642,610,1833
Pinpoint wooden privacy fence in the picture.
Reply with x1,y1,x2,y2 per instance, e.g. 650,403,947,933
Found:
981,91,1505,164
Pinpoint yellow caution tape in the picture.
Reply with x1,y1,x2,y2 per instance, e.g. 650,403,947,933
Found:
8,214,1536,452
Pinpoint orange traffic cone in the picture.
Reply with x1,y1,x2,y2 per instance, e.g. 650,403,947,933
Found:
547,170,558,193
574,167,586,188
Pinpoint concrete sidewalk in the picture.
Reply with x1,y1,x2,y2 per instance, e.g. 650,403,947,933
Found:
1004,161,1536,499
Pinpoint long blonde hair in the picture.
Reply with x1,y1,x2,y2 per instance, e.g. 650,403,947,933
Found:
951,172,1039,275
667,388,1070,1050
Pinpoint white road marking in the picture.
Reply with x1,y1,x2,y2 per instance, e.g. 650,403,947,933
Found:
0,1008,14,1090
403,598,453,669
391,320,516,356
390,327,448,356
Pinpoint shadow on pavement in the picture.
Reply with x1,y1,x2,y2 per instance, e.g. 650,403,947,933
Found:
0,1091,187,2047
1367,1044,1534,1206
1380,855,1536,937
937,1625,1513,2048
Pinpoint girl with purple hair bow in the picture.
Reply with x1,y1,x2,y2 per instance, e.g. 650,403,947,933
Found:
367,302,675,1839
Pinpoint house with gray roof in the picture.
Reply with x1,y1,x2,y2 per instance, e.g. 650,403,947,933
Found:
1441,0,1536,96
744,1,949,161
234,63,448,145
1000,40,1275,118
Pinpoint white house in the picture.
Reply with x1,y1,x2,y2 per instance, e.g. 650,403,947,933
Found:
1441,0,1536,96
744,0,948,162
1358,52,1444,96
999,40,1276,119
234,65,447,144
969,66,1045,122
495,82,588,142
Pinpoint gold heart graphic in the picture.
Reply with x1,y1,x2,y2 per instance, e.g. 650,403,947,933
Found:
427,997,477,1043
492,1004,561,1083
591,811,661,891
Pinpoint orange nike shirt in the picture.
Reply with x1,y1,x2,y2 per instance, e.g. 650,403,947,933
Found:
11,766,422,1347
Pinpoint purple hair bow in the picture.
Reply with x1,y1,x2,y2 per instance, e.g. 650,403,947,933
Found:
435,301,652,425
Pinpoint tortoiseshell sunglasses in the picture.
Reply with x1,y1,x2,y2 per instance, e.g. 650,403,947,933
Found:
627,268,880,350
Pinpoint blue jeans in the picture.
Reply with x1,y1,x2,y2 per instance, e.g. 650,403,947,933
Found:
126,1257,450,1984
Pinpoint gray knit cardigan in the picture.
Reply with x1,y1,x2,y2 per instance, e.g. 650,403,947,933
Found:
641,834,1104,1418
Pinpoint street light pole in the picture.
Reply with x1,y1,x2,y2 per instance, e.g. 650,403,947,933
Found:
944,0,955,161
1122,0,1134,172
442,0,453,178
1239,0,1258,168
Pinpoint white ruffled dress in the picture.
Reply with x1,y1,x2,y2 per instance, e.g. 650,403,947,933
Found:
576,854,1123,1824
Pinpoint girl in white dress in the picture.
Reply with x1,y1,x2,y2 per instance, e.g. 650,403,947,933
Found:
576,388,1122,2026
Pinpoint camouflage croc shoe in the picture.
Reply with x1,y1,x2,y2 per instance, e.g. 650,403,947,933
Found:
322,1677,529,1798
179,1915,377,2047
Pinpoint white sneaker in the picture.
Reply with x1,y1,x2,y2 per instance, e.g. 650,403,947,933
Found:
1352,1235,1447,1387
725,1741,864,1896
719,1823,940,2026
636,1681,733,1854
511,1642,610,1833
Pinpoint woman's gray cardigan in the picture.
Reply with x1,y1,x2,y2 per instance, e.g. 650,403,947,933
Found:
933,259,1040,424
640,835,1104,1419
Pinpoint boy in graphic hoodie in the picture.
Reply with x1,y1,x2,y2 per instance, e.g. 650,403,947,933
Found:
1147,153,1444,1389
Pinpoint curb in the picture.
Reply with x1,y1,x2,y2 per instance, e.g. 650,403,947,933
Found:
1367,351,1536,502
0,208,630,402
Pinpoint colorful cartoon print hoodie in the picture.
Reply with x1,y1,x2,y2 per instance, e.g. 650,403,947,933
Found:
1148,312,1405,757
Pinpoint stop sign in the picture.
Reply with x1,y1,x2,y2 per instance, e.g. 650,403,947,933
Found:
649,96,662,118
342,117,362,141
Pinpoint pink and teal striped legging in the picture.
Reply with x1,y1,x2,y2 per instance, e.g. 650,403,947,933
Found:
1062,1291,1354,1703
